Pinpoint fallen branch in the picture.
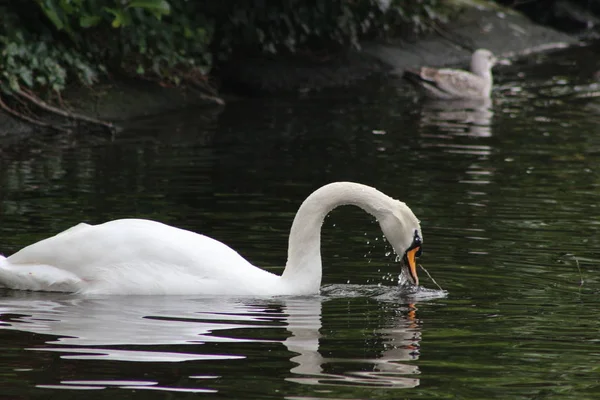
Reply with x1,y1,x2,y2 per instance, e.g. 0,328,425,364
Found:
188,83,226,106
15,89,116,133
0,94,70,133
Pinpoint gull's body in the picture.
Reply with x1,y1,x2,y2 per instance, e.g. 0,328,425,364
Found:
404,49,497,100
0,182,423,296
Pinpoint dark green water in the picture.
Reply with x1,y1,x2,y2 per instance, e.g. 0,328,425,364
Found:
1,43,600,399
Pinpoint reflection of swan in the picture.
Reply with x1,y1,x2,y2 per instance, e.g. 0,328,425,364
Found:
0,182,423,295
0,291,424,389
284,297,421,389
0,293,266,362
419,98,494,138
404,49,497,99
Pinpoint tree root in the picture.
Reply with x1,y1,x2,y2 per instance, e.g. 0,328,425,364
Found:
0,76,223,134
0,94,70,133
189,84,226,106
15,89,116,133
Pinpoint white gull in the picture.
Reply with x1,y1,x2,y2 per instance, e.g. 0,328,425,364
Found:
404,49,497,100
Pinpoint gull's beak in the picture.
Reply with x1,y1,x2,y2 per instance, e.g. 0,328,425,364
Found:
402,247,420,286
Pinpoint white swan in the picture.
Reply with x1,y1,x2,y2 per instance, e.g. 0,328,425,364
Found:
0,182,423,296
404,49,497,99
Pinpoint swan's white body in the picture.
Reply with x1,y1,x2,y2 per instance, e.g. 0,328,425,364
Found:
0,182,422,296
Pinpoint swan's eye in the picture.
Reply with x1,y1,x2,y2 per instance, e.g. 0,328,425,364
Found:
410,230,422,257
412,230,421,245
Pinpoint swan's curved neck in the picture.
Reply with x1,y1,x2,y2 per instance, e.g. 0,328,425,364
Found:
281,182,394,294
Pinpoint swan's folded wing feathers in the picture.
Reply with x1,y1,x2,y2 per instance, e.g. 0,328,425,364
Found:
55,222,91,237
2,219,279,295
0,262,82,292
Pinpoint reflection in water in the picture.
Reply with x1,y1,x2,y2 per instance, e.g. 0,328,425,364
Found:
284,296,420,389
0,290,423,392
415,98,495,193
418,98,494,138
2,44,600,399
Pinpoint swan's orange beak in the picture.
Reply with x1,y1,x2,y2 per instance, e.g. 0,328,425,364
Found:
405,247,420,286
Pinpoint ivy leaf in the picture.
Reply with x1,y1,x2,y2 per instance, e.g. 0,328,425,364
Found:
36,76,48,86
37,1,65,30
127,0,171,16
18,67,33,87
8,75,20,92
79,15,102,28
104,7,131,28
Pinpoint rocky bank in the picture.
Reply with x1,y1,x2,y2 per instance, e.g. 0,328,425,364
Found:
0,1,581,138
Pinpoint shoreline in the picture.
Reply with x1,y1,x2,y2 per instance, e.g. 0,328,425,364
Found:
0,2,579,139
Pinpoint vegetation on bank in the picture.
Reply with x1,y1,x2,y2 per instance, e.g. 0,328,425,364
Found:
0,0,448,132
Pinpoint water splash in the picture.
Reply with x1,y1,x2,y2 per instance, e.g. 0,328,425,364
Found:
322,283,447,301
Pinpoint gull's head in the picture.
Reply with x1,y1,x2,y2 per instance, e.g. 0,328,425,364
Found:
471,49,497,76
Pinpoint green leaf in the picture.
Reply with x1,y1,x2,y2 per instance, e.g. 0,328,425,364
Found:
127,0,171,15
104,7,131,28
18,67,33,87
8,75,20,91
38,2,64,30
79,15,102,28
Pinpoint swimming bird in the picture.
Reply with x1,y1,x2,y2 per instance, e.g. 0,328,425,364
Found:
404,49,497,99
0,182,423,296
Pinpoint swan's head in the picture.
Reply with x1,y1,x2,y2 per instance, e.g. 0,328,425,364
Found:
378,201,423,286
471,49,496,76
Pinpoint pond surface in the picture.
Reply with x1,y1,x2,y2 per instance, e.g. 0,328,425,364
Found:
1,42,600,399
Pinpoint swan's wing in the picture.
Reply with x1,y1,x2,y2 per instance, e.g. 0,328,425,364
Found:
0,262,82,292
54,222,91,237
3,219,273,294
